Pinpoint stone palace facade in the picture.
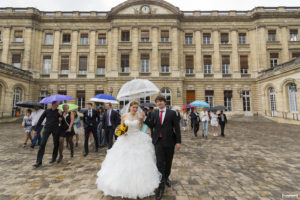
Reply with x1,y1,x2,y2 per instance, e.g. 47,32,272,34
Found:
0,0,299,122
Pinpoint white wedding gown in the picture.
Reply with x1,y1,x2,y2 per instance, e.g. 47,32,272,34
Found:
96,116,161,199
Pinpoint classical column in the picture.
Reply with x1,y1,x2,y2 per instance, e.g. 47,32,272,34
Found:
171,26,180,77
1,26,11,64
107,27,119,77
131,26,139,77
33,29,43,77
50,29,60,79
212,29,221,78
231,29,240,78
67,84,76,104
151,26,159,77
257,26,267,71
4,88,13,117
23,26,33,71
248,28,258,78
88,29,96,78
69,29,78,78
279,25,289,63
194,29,203,78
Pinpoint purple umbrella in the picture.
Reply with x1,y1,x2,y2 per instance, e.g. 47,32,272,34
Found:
40,94,74,104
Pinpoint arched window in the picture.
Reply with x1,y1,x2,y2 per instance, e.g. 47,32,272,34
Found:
288,83,298,112
269,88,276,116
160,88,172,106
13,87,22,107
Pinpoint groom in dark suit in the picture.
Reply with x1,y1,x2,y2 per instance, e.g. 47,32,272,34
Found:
145,95,181,200
83,102,99,156
103,103,121,149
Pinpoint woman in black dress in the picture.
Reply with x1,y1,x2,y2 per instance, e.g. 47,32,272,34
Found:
58,104,75,163
97,107,106,147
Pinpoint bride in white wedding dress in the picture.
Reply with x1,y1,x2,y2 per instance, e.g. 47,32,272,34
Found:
96,101,161,199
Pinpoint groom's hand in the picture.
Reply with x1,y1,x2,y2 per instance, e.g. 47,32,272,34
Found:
175,143,181,152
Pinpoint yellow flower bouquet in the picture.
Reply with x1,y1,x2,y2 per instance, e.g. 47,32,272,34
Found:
115,123,128,136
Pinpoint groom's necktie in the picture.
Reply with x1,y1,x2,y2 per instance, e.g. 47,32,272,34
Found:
159,110,164,137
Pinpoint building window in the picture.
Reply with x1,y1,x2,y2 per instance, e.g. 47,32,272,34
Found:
204,55,212,74
269,88,276,116
79,56,87,74
242,90,251,112
44,33,53,45
61,56,69,74
13,87,22,107
140,54,150,72
222,55,230,74
97,56,105,75
141,30,150,42
203,33,211,44
221,33,229,44
39,91,48,101
238,33,246,44
77,91,85,110
62,33,71,44
121,31,130,42
161,53,169,73
58,90,67,103
224,90,232,112
268,30,276,41
292,52,300,58
95,90,104,96
270,53,278,68
161,30,169,42
185,33,193,44
121,55,129,73
185,55,194,74
288,83,298,113
240,55,248,74
12,54,21,68
119,100,129,110
290,29,298,41
140,96,150,104
205,90,214,107
14,30,23,42
160,88,171,106
42,56,51,74
80,33,88,45
98,33,106,45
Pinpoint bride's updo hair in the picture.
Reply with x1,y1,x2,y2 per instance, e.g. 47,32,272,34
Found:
129,101,139,112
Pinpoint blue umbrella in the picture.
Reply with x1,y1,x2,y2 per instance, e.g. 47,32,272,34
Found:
40,94,74,104
90,94,119,104
190,100,210,108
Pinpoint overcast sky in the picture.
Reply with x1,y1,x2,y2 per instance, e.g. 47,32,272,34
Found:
0,0,299,11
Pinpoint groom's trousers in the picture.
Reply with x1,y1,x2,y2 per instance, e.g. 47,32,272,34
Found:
155,138,175,189
36,127,59,164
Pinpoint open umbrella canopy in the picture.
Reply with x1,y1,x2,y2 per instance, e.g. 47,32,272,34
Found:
58,103,78,111
16,101,43,108
182,104,195,110
90,94,119,104
40,94,74,104
190,100,210,108
140,103,156,108
117,79,160,101
210,105,226,111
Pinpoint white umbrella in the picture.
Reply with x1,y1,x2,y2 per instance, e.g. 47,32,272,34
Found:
117,79,160,101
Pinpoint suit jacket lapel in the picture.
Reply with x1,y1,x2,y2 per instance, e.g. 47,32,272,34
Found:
162,109,169,126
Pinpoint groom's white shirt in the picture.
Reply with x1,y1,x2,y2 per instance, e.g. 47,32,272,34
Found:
159,107,167,124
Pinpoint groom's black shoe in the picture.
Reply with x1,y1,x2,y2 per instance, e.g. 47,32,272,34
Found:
49,159,56,164
156,188,164,200
83,153,88,157
166,178,171,187
33,162,42,168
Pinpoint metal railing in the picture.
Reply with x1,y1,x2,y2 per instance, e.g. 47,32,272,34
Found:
265,110,299,121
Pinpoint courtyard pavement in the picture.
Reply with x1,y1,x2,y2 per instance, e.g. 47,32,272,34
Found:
0,120,299,200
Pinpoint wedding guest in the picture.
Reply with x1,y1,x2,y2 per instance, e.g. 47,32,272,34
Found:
182,110,188,132
218,110,228,137
103,103,120,149
22,109,32,147
191,108,200,137
97,107,106,147
73,111,81,147
57,104,75,163
30,106,45,148
83,103,99,156
200,108,210,139
33,101,62,168
210,110,219,136
175,108,181,123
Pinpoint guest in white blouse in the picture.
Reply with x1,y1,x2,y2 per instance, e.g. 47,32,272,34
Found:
200,108,210,139
210,111,219,136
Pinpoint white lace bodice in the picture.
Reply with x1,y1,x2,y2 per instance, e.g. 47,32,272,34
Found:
123,113,142,132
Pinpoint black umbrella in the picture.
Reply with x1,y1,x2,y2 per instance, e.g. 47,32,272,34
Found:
79,108,88,113
16,101,43,108
211,106,226,111
140,103,156,108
